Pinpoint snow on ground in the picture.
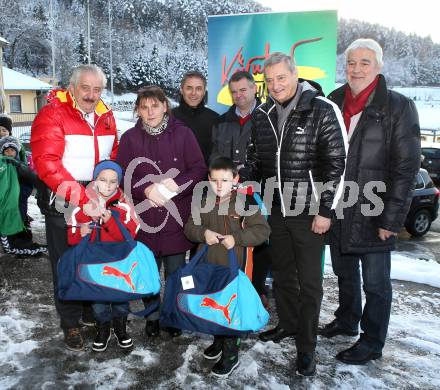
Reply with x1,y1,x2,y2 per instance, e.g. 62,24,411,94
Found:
414,101,440,130
114,112,136,139
393,86,440,103
1,198,440,389
323,246,440,289
101,91,137,103
390,86,440,130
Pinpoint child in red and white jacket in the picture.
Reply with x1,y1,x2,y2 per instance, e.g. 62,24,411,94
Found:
68,160,139,352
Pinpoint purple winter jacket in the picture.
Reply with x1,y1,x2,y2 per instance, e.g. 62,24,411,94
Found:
116,116,207,256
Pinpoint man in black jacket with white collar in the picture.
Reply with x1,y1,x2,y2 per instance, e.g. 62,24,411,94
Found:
321,39,421,365
241,52,346,376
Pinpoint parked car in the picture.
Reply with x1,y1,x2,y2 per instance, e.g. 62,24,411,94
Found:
421,142,440,182
405,168,439,236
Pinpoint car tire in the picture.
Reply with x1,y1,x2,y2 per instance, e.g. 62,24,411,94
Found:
405,209,432,237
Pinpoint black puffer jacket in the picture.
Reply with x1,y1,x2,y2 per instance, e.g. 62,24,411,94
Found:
328,74,421,253
210,99,261,165
240,80,346,218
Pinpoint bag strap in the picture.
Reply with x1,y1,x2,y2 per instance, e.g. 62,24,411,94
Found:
110,209,135,242
185,244,240,275
227,247,240,273
184,244,209,273
129,300,160,317
220,214,241,274
252,192,268,219
77,209,133,247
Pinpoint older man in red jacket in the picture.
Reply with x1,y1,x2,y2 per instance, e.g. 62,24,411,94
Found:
31,64,118,351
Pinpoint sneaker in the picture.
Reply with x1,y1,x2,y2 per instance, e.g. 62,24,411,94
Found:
113,317,133,349
92,323,111,352
79,318,96,327
145,320,160,338
211,356,240,377
63,328,84,352
203,337,223,360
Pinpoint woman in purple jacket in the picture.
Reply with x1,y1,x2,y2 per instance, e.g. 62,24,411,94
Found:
116,86,207,338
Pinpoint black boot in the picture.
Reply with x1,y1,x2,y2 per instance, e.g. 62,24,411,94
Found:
259,325,296,343
164,326,182,338
80,303,96,327
203,336,223,360
336,340,382,365
113,317,133,349
63,327,84,352
212,337,240,377
296,351,316,376
145,320,160,338
319,319,358,338
92,322,111,352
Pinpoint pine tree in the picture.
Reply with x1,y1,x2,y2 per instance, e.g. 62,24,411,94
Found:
22,52,34,76
76,34,88,64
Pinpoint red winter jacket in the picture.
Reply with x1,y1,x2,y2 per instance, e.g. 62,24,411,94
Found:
31,90,118,207
68,189,139,245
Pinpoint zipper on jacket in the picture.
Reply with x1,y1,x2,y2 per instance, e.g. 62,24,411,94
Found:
260,104,287,217
278,122,287,216
309,170,319,202
83,113,104,167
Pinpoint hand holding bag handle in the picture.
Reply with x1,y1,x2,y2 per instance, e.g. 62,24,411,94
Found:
78,209,135,247
184,244,240,276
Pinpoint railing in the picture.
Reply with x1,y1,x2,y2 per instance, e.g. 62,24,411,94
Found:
421,129,440,143
10,113,35,150
111,100,135,112
9,112,36,126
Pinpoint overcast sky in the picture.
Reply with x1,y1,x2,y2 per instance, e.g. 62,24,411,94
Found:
258,0,440,43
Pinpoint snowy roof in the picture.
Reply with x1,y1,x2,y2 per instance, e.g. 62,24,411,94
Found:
0,36,8,46
2,67,53,91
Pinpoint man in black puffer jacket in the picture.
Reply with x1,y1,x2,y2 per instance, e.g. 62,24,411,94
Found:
240,52,346,376
320,39,421,365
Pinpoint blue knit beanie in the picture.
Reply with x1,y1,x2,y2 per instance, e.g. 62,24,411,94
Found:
93,160,123,184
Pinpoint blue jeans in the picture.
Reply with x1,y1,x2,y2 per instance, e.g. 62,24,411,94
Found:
92,302,129,324
330,245,392,352
142,252,186,321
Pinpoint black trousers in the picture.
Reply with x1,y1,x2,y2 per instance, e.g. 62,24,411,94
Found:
142,252,186,321
268,208,324,353
45,214,92,329
252,243,271,296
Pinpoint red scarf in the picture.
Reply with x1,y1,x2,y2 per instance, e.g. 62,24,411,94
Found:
343,76,379,131
239,114,251,127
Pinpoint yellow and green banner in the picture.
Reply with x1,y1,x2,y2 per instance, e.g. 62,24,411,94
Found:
208,10,338,114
